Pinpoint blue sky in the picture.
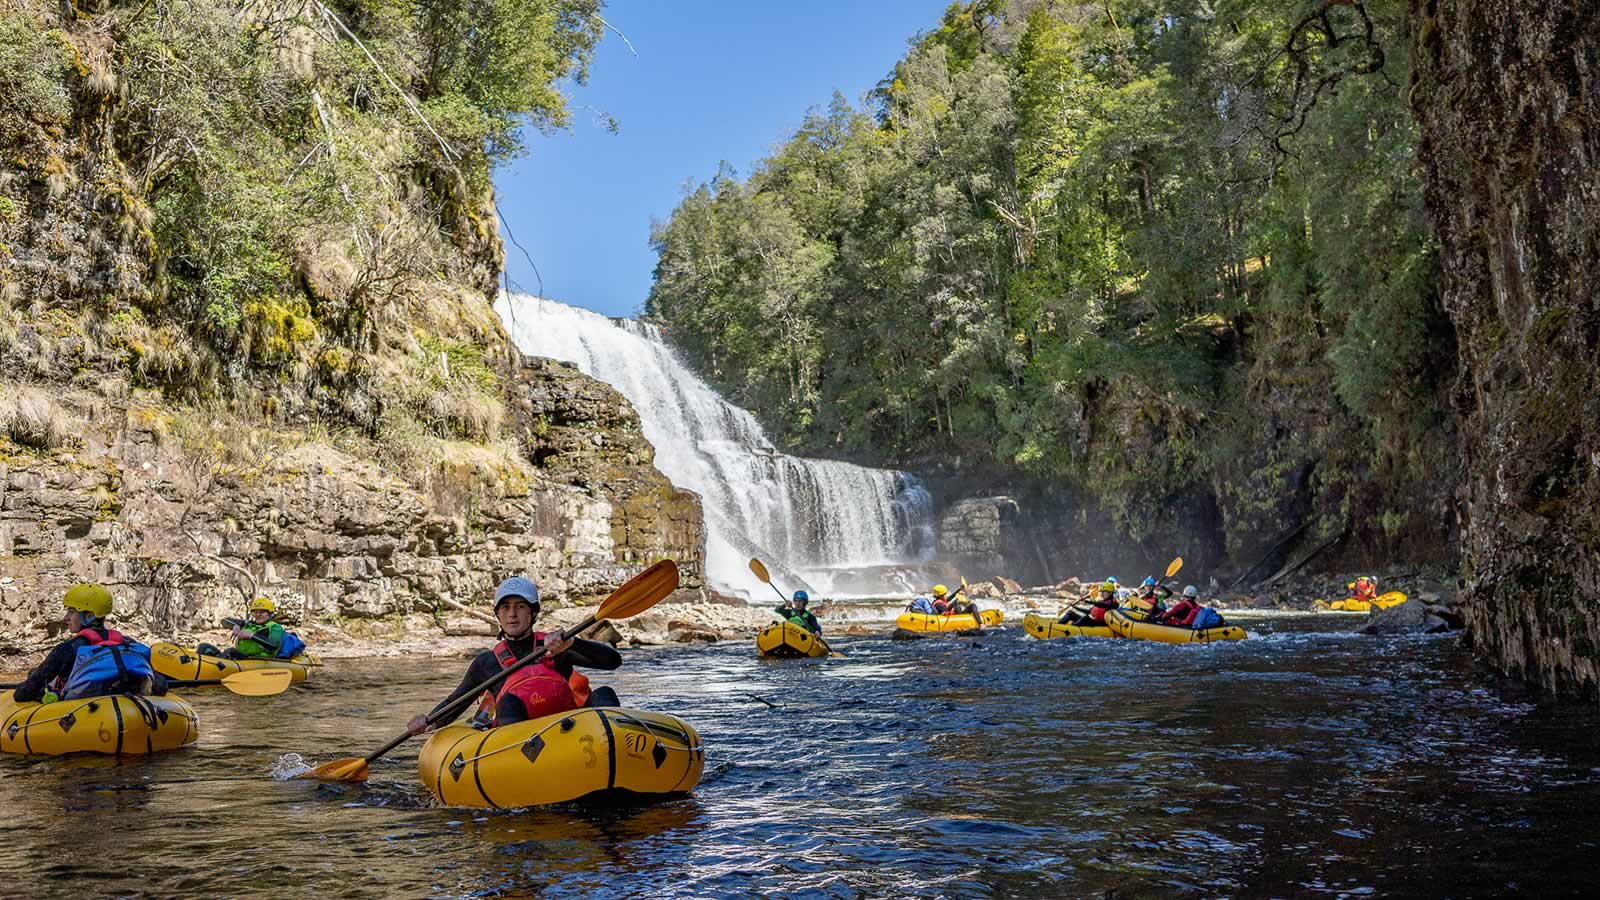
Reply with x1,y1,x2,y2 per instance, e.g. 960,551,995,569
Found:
492,0,947,318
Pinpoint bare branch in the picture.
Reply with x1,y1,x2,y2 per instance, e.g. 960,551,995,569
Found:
593,14,638,56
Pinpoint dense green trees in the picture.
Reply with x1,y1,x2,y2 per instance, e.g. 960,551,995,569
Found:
648,0,1452,553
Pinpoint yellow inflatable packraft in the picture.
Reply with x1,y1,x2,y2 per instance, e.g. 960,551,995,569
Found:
418,707,704,809
150,642,313,683
1,691,198,756
1104,609,1248,644
756,620,831,658
1023,613,1113,640
1324,591,1409,612
895,609,1003,632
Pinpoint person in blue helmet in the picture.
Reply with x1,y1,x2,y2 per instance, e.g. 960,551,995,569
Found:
1125,575,1173,621
776,591,822,635
408,575,621,735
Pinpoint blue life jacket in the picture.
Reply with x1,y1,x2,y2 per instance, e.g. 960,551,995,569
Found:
1191,607,1224,630
277,630,307,659
908,597,936,615
61,629,155,699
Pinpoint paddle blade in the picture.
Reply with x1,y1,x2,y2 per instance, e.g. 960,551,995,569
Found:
1166,557,1184,578
596,559,681,620
298,757,368,782
220,668,293,697
749,558,772,584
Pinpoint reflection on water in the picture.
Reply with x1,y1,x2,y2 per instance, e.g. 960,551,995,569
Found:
2,616,1598,897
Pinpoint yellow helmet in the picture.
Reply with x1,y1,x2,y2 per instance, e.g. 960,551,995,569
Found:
63,583,114,618
932,584,949,597
1100,581,1117,592
249,597,276,614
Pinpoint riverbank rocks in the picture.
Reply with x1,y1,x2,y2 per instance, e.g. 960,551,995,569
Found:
1361,593,1465,636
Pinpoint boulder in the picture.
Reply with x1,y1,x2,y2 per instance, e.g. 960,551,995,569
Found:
668,626,721,643
1361,599,1459,636
992,576,1024,595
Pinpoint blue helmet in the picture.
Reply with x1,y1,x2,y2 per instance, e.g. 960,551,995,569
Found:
493,576,541,609
1142,576,1158,587
793,590,810,604
1106,576,1118,584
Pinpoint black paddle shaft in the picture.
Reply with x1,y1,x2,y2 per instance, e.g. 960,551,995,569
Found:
364,614,600,764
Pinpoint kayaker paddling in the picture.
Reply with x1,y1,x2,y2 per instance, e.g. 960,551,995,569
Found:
775,591,823,635
407,575,621,736
200,596,307,660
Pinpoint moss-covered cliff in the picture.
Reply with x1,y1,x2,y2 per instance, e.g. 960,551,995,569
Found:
1410,0,1600,699
0,0,705,652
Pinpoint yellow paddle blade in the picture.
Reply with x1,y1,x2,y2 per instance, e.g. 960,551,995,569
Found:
299,757,369,782
1166,557,1184,578
220,669,293,697
749,558,772,584
596,559,680,621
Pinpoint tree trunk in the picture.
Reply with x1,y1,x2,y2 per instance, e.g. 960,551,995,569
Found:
1409,0,1600,698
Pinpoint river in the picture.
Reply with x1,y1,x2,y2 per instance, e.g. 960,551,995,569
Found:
2,614,1596,897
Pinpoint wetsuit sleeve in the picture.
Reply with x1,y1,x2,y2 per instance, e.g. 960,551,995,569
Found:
12,640,82,702
807,614,822,635
426,651,500,725
1158,586,1174,602
557,637,621,672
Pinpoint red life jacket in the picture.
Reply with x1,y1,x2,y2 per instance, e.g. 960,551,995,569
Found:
1088,595,1119,623
81,627,125,646
476,633,586,725
1161,599,1200,627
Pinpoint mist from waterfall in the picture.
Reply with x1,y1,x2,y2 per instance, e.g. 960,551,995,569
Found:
495,294,935,599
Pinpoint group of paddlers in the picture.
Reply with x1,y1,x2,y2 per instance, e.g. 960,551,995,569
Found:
1057,576,1226,630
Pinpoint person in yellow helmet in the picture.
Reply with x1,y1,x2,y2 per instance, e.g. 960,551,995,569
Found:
201,597,293,660
1058,580,1120,626
10,584,168,703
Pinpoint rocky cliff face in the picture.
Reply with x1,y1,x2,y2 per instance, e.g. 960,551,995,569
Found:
0,2,707,658
1410,0,1600,698
0,357,703,655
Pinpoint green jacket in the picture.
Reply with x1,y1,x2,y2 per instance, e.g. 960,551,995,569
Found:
774,605,822,636
236,621,286,658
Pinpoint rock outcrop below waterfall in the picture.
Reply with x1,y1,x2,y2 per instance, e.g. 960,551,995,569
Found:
0,358,703,659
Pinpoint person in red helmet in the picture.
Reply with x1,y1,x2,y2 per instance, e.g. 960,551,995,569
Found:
407,576,620,735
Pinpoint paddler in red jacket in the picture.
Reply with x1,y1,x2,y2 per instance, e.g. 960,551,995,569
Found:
407,576,620,735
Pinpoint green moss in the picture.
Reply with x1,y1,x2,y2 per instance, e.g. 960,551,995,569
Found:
245,296,318,364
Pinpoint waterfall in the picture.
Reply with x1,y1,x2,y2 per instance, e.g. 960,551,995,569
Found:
495,294,935,600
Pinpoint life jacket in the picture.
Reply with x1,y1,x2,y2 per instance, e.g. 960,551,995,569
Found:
475,633,582,726
277,631,307,659
60,629,155,700
1087,593,1119,623
931,599,951,614
1352,580,1378,602
908,597,936,615
1162,599,1201,627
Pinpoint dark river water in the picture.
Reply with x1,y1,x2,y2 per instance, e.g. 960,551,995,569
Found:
3,613,1597,898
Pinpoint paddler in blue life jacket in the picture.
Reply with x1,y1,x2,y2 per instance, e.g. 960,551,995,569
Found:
10,584,168,703
776,591,822,635
407,576,622,735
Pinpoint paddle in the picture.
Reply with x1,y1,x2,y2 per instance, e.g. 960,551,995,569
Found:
749,558,841,656
299,559,680,783
954,576,982,628
1,668,292,698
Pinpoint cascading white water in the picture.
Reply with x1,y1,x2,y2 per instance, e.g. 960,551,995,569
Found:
495,293,934,600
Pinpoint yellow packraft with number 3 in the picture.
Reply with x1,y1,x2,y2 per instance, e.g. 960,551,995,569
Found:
417,706,704,808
